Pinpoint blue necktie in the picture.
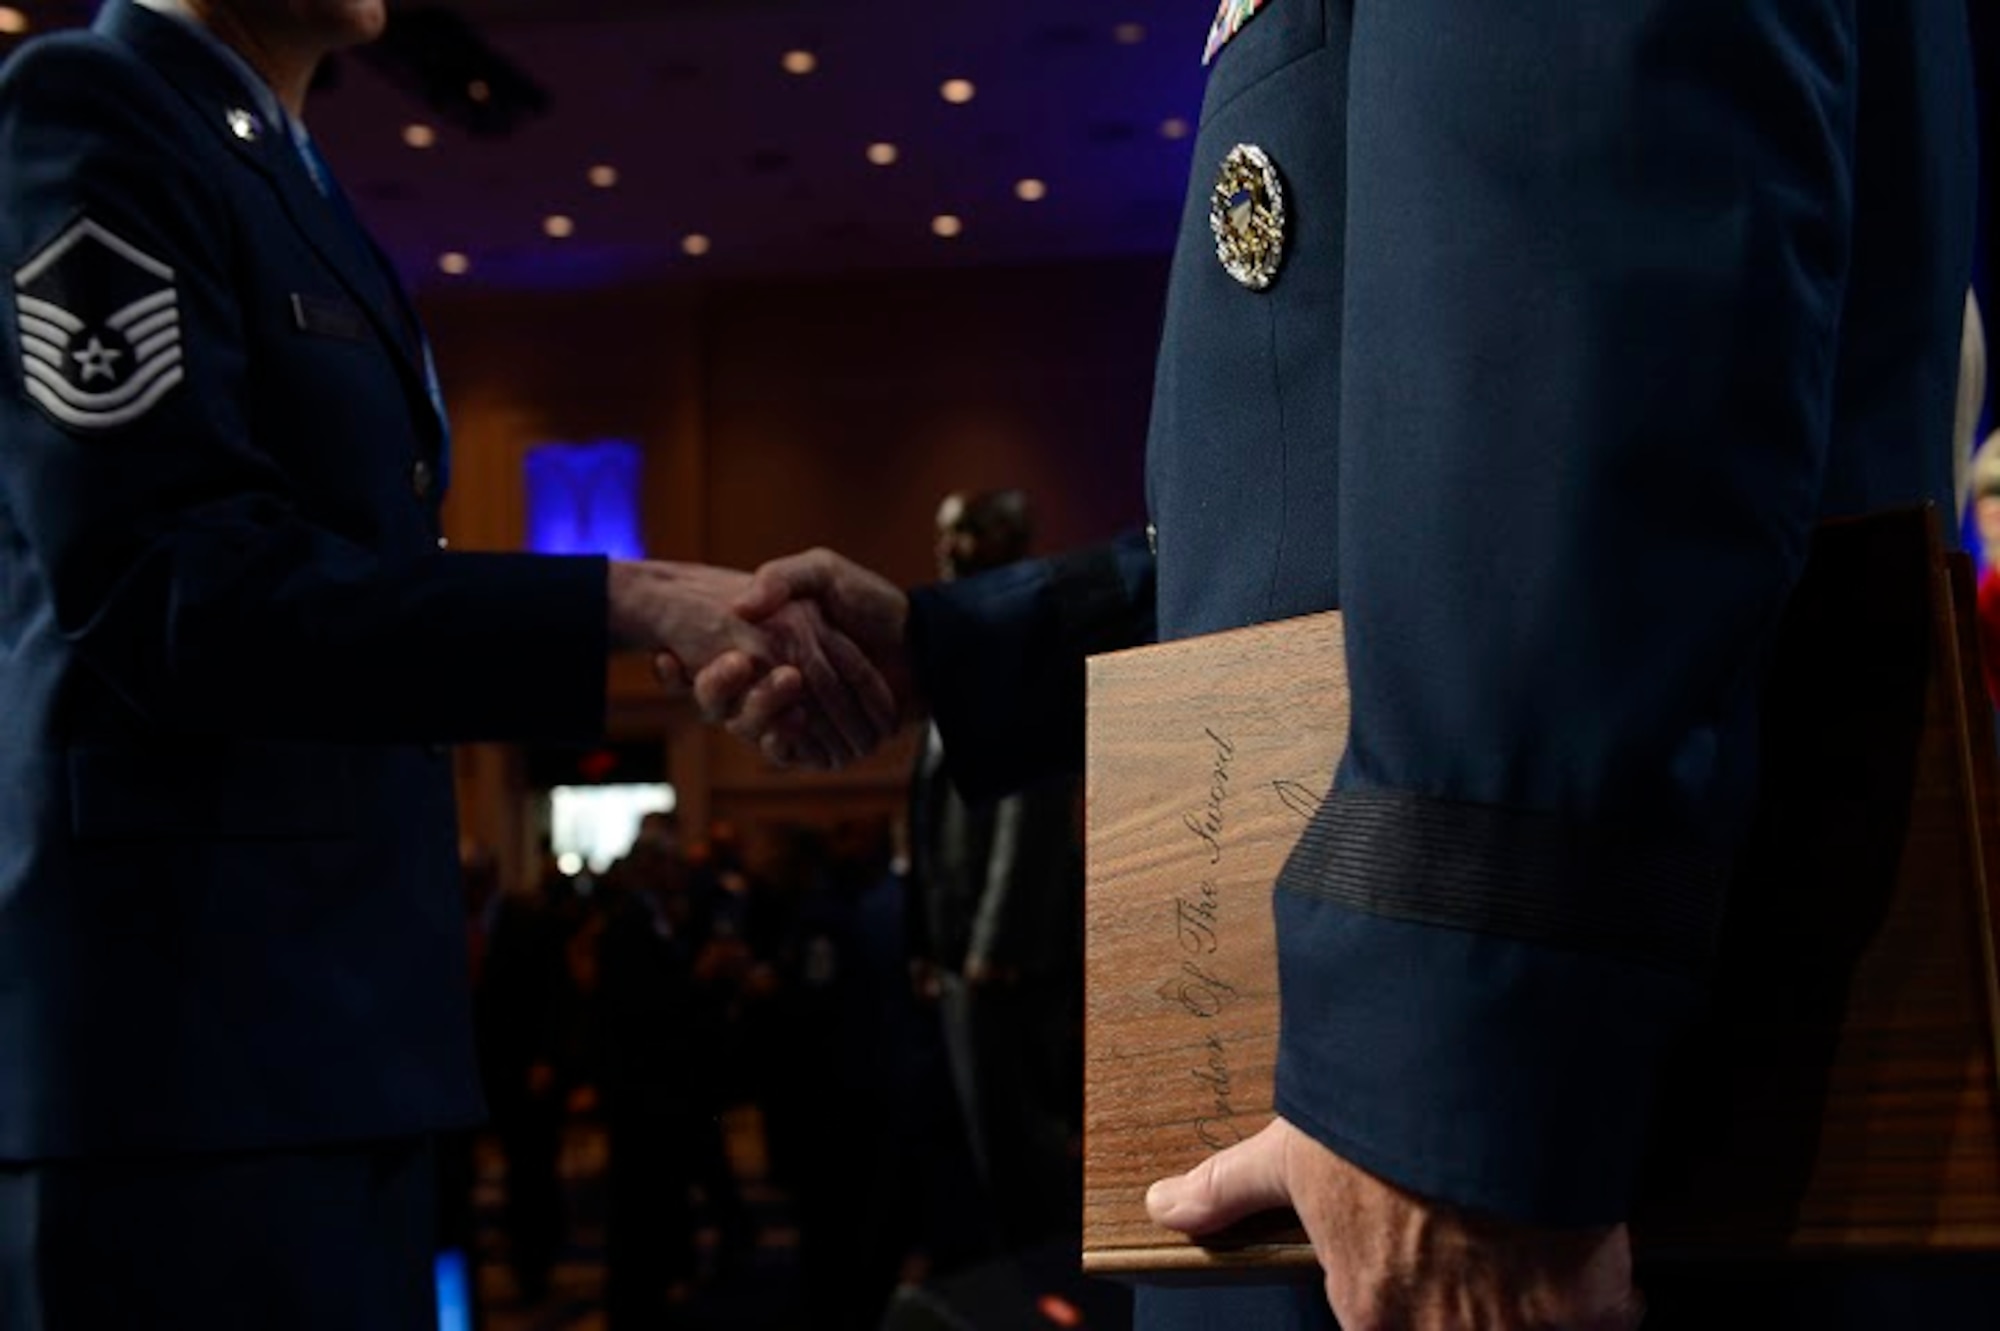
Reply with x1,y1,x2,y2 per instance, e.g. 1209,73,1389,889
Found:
296,132,453,495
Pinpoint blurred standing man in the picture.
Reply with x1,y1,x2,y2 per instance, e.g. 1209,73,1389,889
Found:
909,490,1085,1253
0,4,887,1329
693,0,1991,1327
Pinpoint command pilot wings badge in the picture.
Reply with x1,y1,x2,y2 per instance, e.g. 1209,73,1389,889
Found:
14,218,185,432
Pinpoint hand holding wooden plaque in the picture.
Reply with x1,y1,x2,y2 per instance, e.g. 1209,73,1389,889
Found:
1082,507,2000,1277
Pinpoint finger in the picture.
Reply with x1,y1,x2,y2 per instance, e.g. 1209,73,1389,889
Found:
761,704,823,769
736,549,837,621
800,724,853,769
722,616,777,675
1145,1118,1293,1236
692,652,761,723
760,731,795,767
731,670,809,746
762,715,833,771
792,637,876,763
818,624,900,738
788,705,847,771
706,660,802,740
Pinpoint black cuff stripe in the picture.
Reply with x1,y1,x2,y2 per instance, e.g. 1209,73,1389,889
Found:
1277,789,1730,974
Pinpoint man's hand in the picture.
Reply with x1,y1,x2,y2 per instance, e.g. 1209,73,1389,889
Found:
611,559,895,764
755,595,902,765
679,547,920,769
1146,1118,1644,1331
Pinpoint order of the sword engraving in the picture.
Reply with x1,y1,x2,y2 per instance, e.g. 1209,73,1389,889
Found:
1193,1033,1240,1149
1157,725,1243,1151
1181,725,1235,863
1176,881,1219,955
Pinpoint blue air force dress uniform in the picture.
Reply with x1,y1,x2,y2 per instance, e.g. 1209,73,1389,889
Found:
909,0,1995,1326
0,3,610,1326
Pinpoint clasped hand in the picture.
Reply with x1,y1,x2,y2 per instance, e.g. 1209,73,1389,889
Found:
636,550,918,768
609,558,902,765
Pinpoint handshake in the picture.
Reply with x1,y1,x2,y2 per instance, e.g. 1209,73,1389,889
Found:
606,549,914,766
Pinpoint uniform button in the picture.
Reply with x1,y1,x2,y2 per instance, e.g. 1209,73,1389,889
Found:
436,536,450,550
411,459,434,500
1145,522,1158,556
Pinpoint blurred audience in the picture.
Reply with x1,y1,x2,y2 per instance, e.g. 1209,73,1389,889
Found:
472,843,580,1306
453,770,1095,1329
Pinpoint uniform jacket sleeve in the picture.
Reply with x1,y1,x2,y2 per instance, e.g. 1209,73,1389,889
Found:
0,39,608,745
1267,0,1974,1225
906,531,1157,804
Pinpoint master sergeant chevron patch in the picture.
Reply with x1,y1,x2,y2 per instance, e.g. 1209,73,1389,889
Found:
14,217,185,432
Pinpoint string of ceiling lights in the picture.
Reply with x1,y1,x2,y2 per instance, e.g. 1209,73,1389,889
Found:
0,5,1195,283
402,19,1180,280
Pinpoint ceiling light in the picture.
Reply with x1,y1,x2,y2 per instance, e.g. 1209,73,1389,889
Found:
866,142,899,167
588,164,619,188
467,79,491,103
1113,22,1146,44
681,234,711,257
0,8,28,35
1015,178,1047,202
931,214,963,238
782,49,816,75
401,123,437,149
940,78,975,105
438,252,470,276
1160,117,1191,140
543,215,575,239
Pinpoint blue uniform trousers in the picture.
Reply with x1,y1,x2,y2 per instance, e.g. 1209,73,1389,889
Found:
1135,1257,2000,1329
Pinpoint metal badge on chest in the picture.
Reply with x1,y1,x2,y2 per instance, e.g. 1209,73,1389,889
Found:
1210,143,1286,291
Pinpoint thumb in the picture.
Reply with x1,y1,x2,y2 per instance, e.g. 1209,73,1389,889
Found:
736,550,835,621
1145,1118,1292,1236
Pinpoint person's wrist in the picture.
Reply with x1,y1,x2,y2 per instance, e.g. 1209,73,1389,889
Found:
606,560,665,650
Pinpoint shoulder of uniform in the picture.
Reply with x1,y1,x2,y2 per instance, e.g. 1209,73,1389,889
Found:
0,30,177,124
0,31,217,222
0,30,224,445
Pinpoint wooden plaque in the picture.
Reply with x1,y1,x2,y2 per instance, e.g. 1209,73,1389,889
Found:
1081,507,2000,1277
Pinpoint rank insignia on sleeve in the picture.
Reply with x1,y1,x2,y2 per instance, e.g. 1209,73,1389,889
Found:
14,217,185,431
